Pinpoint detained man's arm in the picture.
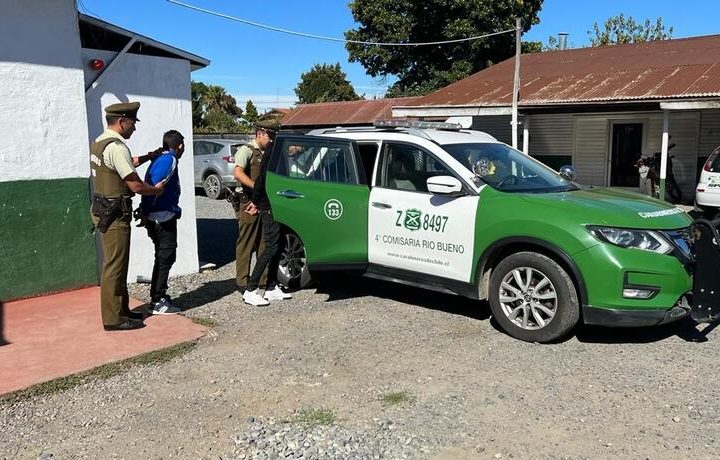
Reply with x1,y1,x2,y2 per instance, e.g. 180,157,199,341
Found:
124,172,165,195
132,147,164,167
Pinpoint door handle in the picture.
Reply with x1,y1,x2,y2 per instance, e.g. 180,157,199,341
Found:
277,190,305,199
372,202,392,209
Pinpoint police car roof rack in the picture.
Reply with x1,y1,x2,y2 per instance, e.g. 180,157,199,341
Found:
307,119,463,139
373,119,463,131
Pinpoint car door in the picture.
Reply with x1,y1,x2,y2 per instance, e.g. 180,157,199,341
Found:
368,141,479,282
267,135,370,268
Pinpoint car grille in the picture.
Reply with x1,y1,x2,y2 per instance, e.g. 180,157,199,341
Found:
664,227,693,262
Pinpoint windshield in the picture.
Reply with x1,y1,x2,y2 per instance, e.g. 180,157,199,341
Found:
441,142,578,193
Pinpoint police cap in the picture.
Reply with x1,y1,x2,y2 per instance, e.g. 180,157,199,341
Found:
105,101,141,121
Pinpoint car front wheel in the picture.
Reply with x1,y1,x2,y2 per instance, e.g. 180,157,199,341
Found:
203,173,223,200
488,251,579,343
277,232,311,289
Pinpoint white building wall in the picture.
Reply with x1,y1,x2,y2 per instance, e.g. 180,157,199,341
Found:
83,50,199,281
0,0,90,182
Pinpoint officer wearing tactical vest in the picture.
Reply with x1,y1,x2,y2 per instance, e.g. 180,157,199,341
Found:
234,120,290,303
90,102,165,331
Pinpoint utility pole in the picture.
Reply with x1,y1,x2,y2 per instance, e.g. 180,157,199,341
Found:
511,17,522,150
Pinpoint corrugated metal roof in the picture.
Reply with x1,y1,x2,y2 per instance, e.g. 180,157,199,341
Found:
281,97,423,127
414,34,720,107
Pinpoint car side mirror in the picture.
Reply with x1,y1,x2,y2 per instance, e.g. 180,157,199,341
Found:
427,175,463,195
559,165,575,181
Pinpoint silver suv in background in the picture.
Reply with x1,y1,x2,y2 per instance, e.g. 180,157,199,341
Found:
193,139,245,199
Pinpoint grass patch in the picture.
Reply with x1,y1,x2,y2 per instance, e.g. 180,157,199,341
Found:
0,341,197,405
381,390,413,407
294,408,336,426
190,316,218,328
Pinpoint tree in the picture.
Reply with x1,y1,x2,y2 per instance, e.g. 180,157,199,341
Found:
295,63,361,104
243,100,259,126
588,14,673,46
203,85,243,117
345,0,543,97
190,81,245,133
191,81,209,129
202,110,242,133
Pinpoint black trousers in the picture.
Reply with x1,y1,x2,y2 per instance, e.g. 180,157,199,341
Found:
146,217,178,302
248,210,280,292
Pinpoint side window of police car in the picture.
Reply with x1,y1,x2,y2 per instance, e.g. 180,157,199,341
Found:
381,143,452,192
272,139,360,185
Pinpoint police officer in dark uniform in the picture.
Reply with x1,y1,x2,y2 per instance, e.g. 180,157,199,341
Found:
233,120,279,296
90,102,165,331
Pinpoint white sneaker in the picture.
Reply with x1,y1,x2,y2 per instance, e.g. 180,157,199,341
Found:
243,288,270,306
150,298,182,315
264,286,292,301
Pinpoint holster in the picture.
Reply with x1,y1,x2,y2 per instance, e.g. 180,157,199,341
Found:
225,187,249,212
92,194,131,233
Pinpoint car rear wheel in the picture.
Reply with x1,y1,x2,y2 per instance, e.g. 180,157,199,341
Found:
488,251,579,343
277,232,311,289
203,173,223,200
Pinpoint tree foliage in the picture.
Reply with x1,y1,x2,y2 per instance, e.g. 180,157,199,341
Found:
191,81,245,133
345,0,542,97
295,63,361,104
588,14,673,46
243,100,259,125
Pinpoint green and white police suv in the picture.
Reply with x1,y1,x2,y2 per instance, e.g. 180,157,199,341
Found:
264,120,695,343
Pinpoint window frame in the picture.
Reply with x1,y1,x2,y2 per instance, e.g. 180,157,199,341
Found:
269,135,367,186
378,140,466,194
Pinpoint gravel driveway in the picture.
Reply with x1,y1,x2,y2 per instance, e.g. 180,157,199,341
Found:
2,195,719,459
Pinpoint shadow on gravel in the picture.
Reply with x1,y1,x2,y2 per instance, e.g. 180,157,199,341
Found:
313,272,490,321
576,317,720,344
196,218,237,267
174,278,238,311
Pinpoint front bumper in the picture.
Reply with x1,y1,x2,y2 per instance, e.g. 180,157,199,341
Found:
582,219,720,326
583,296,691,327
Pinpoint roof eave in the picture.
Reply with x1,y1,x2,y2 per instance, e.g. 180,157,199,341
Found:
79,13,210,70
393,96,720,116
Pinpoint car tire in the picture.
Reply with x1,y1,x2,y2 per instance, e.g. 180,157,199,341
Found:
202,173,223,200
277,232,311,289
488,251,579,343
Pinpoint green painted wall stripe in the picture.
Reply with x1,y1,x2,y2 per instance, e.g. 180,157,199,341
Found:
0,178,98,300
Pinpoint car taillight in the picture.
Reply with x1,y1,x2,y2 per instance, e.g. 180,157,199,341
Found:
698,187,705,192
222,156,235,163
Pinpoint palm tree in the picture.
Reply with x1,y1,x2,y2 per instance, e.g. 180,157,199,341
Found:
204,85,243,118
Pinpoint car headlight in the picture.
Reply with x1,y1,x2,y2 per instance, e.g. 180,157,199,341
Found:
587,226,673,254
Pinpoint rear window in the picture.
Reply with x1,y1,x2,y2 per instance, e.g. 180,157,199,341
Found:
230,144,243,155
704,146,720,172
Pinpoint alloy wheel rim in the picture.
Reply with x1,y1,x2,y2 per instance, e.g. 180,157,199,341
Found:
205,175,220,197
498,267,557,330
279,234,306,279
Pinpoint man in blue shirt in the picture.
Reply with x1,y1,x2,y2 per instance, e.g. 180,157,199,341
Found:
140,130,184,315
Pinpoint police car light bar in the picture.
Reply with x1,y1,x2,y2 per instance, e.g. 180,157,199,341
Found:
373,119,463,130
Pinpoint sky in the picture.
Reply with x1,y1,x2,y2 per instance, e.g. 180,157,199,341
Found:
79,0,720,113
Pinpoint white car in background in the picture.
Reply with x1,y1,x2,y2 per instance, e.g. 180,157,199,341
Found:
193,139,245,199
695,146,720,212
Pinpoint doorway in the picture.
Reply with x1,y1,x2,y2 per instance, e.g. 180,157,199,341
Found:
610,123,643,187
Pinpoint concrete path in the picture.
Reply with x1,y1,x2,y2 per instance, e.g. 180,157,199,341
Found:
0,287,206,395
